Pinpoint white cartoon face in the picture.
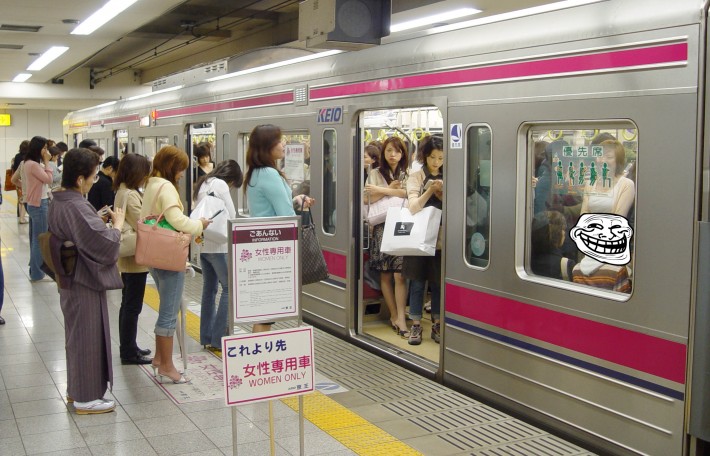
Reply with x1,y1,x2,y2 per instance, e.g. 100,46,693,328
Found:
570,213,633,265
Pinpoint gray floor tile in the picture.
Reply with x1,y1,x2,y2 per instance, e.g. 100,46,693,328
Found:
0,436,26,456
72,406,131,429
79,420,143,446
0,352,43,367
111,385,166,405
0,362,47,376
33,448,92,456
0,418,20,439
11,397,68,419
122,399,182,421
89,438,159,456
133,413,198,437
279,432,353,456
7,385,61,404
147,429,217,456
253,415,320,439
37,349,67,362
202,422,270,447
16,412,76,436
185,407,231,430
3,372,54,390
21,426,86,455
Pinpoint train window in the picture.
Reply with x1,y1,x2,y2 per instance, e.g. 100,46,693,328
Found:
526,126,637,297
142,138,156,161
464,125,492,269
322,129,336,234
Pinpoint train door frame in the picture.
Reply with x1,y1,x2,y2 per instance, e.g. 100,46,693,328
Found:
350,99,447,375
215,121,246,215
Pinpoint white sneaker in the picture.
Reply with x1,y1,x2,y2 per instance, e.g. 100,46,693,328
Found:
74,398,115,415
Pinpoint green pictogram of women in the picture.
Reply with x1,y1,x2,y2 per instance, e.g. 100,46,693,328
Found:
578,162,586,185
556,161,564,185
589,162,597,186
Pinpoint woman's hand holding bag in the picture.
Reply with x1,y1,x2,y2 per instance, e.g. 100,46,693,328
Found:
299,197,329,285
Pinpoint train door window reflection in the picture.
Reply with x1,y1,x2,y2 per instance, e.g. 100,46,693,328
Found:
323,130,336,234
528,126,637,295
465,126,492,268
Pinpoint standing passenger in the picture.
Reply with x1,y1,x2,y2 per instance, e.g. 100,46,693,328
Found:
193,160,243,349
114,154,153,365
364,136,409,337
88,156,119,212
50,148,125,414
11,140,29,223
23,136,53,282
243,124,314,333
403,135,444,345
141,146,210,383
194,143,214,178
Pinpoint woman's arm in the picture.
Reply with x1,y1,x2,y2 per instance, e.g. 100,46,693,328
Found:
28,161,53,184
613,178,635,217
213,179,237,218
159,188,204,235
10,165,21,186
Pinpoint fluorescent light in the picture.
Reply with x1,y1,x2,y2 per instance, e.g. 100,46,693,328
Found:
71,0,139,35
423,0,601,35
12,73,32,83
207,50,342,82
126,85,184,101
390,7,481,33
27,46,69,71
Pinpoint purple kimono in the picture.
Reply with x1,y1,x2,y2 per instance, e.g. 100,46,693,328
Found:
48,190,122,402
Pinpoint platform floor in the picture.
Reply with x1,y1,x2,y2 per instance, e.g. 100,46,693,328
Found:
0,199,596,455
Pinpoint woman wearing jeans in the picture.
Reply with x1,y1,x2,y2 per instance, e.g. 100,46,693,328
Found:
141,146,210,383
193,160,243,349
23,136,53,282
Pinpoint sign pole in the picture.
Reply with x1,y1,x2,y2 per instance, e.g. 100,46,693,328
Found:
228,219,239,456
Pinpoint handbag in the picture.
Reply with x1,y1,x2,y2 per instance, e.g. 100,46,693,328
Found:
380,205,442,256
118,191,137,258
135,183,191,271
299,200,329,285
190,185,228,244
4,169,16,191
39,231,77,289
365,195,407,225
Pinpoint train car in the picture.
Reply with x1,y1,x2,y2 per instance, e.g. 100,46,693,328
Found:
64,0,710,454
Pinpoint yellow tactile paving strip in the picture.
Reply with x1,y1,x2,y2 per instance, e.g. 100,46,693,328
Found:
143,285,423,456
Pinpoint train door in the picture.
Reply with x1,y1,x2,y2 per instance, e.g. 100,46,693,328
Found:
215,122,246,215
356,106,444,365
114,129,128,157
186,123,216,265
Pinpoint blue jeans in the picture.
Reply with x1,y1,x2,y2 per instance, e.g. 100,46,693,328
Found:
27,199,48,281
200,253,229,347
408,279,440,322
150,267,185,337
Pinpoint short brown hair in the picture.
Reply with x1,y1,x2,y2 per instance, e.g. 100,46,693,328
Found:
114,153,151,191
151,145,189,185
600,140,626,176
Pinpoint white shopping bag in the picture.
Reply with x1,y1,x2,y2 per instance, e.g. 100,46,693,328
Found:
190,193,228,244
380,206,442,256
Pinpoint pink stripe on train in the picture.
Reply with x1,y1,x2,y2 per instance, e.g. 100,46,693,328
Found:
446,283,686,384
156,92,294,119
310,42,688,100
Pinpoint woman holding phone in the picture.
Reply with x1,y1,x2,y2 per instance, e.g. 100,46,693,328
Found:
193,160,243,350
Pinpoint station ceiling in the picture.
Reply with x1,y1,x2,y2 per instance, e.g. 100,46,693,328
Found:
0,0,556,111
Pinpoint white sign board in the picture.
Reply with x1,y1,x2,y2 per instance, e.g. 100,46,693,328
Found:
284,144,305,182
232,220,300,322
450,123,463,149
222,326,315,405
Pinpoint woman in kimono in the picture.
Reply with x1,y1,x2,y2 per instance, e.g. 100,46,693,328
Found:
49,148,125,414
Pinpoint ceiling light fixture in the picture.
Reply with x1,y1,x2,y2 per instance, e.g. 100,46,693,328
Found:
71,0,139,35
12,73,32,83
206,50,343,82
390,7,482,33
27,46,69,71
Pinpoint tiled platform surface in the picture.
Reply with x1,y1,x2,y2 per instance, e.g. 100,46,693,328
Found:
0,202,595,456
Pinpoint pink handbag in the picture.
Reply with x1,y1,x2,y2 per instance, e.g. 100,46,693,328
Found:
135,183,191,272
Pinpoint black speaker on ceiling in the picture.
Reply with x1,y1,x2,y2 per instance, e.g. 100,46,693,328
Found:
299,0,391,50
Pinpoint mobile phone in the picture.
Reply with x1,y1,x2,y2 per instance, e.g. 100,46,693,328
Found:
423,180,434,190
98,205,112,215
208,209,223,220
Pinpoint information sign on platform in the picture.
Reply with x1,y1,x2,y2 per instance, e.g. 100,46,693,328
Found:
222,326,315,406
231,219,300,322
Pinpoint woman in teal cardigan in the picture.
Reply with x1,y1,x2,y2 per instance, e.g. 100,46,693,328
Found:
243,124,314,331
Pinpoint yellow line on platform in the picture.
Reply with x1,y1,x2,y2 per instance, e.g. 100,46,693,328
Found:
142,285,422,456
